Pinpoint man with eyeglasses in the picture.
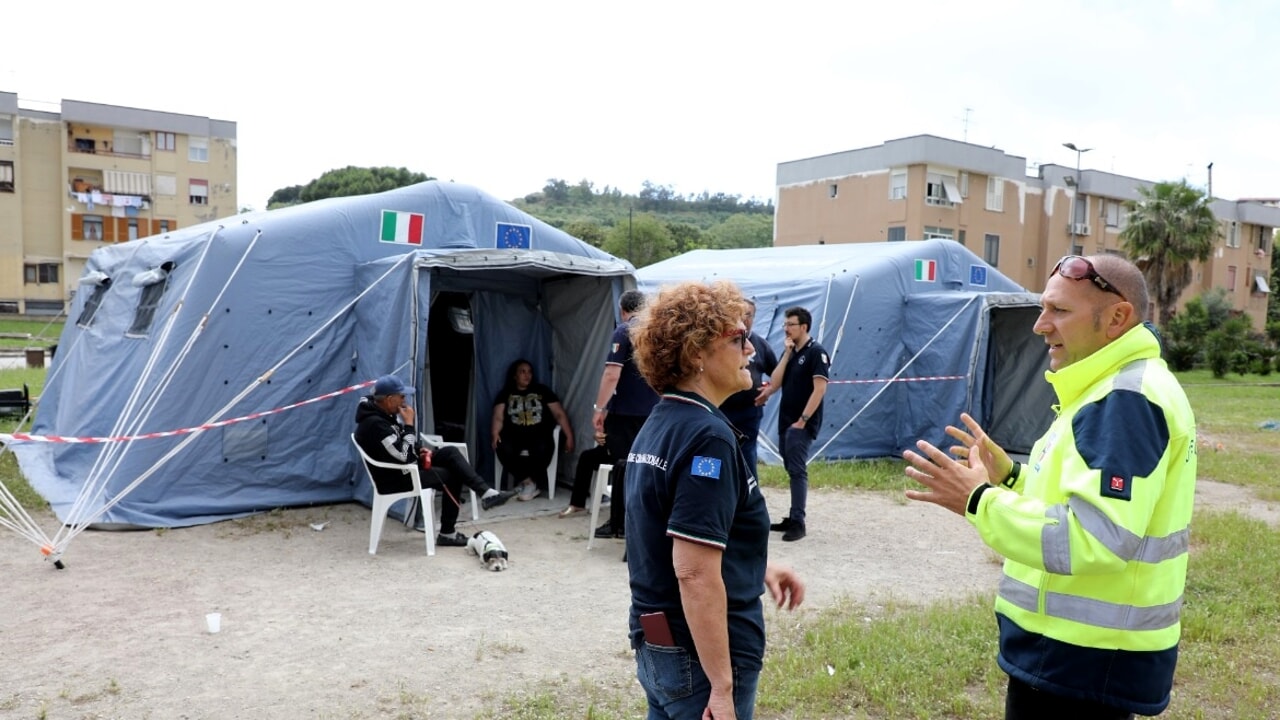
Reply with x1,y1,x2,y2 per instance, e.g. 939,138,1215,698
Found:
764,306,829,542
902,255,1196,719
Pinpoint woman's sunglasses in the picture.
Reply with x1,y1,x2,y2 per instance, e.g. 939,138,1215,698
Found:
722,328,749,350
1051,255,1126,301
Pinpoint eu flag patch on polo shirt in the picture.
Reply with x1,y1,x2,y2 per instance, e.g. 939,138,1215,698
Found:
692,456,722,479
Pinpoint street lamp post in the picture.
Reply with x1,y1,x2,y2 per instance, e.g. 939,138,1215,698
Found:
1063,142,1092,253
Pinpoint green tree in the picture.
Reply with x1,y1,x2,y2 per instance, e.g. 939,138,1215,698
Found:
563,219,606,248
1119,180,1219,328
268,167,434,209
601,212,675,268
666,222,705,255
704,213,773,249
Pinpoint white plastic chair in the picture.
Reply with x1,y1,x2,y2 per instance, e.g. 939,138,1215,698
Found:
585,463,613,550
420,433,481,521
351,434,436,556
494,426,561,500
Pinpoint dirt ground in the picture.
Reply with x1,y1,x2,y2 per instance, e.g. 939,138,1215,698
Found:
0,480,1273,719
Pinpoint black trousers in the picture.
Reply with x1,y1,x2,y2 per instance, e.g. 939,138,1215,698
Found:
419,446,489,535
1005,676,1134,720
569,445,615,508
604,413,647,531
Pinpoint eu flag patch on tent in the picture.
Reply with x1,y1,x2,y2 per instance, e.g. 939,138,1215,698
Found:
380,210,424,245
914,259,937,282
497,222,532,249
691,456,722,479
969,264,988,287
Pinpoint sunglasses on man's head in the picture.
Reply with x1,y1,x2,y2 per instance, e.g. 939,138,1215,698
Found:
1051,255,1126,301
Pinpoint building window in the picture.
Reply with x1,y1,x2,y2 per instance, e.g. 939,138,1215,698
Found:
1256,226,1270,253
1255,273,1272,294
74,137,96,153
958,229,966,247
887,226,906,242
923,226,954,241
1226,265,1237,291
23,263,60,285
1073,195,1089,225
127,219,140,241
889,171,907,200
828,183,838,198
985,177,1004,212
926,173,962,207
189,179,209,205
984,234,1000,266
83,215,104,241
959,171,969,198
189,136,209,162
0,160,13,192
159,220,170,233
156,132,176,151
1104,200,1123,228
1227,222,1240,248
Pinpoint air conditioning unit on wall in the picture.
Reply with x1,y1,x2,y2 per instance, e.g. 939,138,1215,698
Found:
1069,223,1091,236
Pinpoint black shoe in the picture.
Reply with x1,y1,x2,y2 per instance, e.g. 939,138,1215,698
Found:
436,531,468,547
594,522,623,539
770,517,793,532
481,489,519,511
781,522,806,542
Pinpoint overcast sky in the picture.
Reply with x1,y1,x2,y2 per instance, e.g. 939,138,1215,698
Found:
5,0,1276,211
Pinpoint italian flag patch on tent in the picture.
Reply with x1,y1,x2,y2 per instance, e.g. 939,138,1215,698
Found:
914,259,937,282
380,210,424,245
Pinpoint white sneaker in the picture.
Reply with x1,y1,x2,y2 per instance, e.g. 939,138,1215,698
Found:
517,481,540,502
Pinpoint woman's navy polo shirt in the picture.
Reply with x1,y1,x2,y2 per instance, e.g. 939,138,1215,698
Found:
625,389,771,670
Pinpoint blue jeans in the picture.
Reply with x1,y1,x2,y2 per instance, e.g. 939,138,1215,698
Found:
779,426,813,523
635,642,760,720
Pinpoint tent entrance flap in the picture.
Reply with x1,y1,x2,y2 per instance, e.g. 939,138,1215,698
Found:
985,305,1054,455
426,292,474,445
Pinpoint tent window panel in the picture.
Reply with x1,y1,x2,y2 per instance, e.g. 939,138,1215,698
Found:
984,234,1000,266
76,283,110,328
223,421,269,462
887,226,906,242
127,277,170,337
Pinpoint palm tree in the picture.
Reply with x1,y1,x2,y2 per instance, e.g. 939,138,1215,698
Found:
1119,180,1219,328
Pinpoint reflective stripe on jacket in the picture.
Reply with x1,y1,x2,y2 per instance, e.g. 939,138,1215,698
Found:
969,323,1197,714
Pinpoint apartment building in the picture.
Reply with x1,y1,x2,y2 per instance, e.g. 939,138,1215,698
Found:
776,134,1275,329
0,91,236,315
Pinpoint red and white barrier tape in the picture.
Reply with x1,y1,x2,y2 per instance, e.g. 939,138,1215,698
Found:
826,375,966,385
1,380,375,445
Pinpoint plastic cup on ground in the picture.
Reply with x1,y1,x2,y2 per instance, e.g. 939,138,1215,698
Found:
206,612,222,633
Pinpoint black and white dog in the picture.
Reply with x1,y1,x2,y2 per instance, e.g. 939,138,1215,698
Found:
466,530,509,572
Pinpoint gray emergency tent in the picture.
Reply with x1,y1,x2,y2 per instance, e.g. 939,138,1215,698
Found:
636,240,1053,461
17,181,634,528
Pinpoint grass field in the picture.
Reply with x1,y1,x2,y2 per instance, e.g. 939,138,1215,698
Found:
2,369,1278,718
0,318,63,350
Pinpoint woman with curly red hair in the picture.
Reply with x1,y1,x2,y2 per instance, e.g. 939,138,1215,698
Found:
624,280,805,720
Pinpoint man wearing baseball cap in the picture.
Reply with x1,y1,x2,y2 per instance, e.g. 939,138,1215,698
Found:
355,374,517,546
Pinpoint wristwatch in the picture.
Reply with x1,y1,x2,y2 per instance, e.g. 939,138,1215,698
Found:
800,414,810,422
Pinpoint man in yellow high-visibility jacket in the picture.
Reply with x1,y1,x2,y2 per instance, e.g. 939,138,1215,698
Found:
904,254,1196,719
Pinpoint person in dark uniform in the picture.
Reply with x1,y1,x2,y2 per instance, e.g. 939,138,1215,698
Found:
719,298,778,473
624,280,804,720
354,375,516,547
591,290,659,539
765,306,829,542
